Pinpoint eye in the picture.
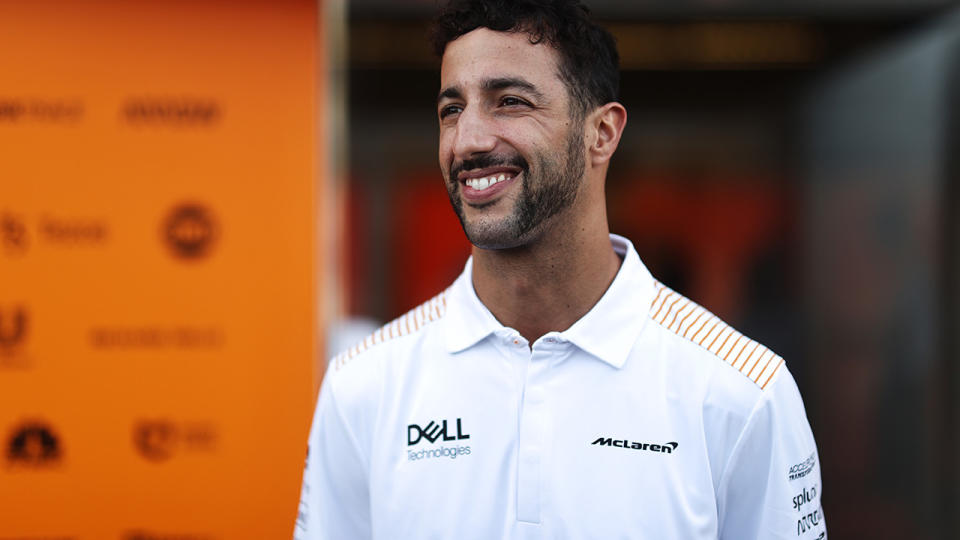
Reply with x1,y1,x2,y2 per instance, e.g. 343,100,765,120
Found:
500,96,530,108
439,104,463,119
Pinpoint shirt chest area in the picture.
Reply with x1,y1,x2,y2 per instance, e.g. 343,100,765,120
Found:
367,339,718,539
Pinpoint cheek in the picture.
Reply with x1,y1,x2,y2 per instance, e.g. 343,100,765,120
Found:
438,130,454,158
437,136,449,160
438,150,452,181
438,131,460,172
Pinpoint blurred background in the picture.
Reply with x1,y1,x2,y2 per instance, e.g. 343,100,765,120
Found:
342,1,960,539
1,0,958,538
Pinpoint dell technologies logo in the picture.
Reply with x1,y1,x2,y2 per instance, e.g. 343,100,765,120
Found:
407,418,471,462
408,418,470,446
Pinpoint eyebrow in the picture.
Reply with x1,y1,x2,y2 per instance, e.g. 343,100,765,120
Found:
437,86,463,103
483,77,543,99
437,77,545,104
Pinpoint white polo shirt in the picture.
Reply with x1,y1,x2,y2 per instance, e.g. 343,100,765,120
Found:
295,234,826,540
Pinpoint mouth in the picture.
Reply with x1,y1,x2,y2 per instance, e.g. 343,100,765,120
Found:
456,166,521,203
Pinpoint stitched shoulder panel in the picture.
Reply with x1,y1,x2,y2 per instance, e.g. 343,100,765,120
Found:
330,288,449,372
649,280,784,390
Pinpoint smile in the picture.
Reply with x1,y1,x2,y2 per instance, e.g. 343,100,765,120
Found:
455,165,523,203
465,173,511,191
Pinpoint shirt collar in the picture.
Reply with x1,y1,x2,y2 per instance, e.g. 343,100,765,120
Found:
442,256,505,353
442,234,656,369
559,234,655,368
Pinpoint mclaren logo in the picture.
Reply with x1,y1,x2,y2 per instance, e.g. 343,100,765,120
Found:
592,437,678,454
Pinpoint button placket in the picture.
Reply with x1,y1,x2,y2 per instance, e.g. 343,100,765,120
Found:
516,344,551,525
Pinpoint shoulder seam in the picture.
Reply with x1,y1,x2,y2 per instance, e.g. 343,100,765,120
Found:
649,280,784,390
331,289,449,372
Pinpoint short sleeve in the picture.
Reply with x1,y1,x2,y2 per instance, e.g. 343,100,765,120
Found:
293,372,373,540
717,368,827,539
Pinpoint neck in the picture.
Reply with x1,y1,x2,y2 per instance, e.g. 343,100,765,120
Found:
470,207,621,344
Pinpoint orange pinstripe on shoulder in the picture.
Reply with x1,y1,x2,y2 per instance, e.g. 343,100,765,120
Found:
648,281,785,391
331,289,450,372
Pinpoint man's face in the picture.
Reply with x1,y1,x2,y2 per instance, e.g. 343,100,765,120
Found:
437,28,586,250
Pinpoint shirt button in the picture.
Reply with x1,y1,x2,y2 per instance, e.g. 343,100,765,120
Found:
513,339,520,345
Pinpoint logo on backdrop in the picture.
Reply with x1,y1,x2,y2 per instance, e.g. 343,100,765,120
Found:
1,212,29,256
162,203,219,261
133,419,177,462
5,420,62,467
0,536,78,540
89,325,224,350
0,305,27,351
0,98,84,123
123,531,212,540
121,97,221,126
1,212,108,254
133,419,217,462
0,305,31,369
38,215,108,245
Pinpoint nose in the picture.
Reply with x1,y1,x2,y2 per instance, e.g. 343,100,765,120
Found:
451,106,497,160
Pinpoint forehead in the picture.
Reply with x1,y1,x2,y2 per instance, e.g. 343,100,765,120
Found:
440,27,563,92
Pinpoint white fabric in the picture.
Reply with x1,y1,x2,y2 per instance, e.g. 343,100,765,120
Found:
295,234,826,540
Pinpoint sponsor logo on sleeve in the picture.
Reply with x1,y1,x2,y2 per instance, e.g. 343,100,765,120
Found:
788,452,817,481
406,418,471,461
792,484,817,512
792,482,826,537
796,503,825,537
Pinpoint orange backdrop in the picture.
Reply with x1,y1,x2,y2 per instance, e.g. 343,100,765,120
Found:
0,1,320,538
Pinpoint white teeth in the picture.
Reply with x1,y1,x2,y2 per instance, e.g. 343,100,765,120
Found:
467,174,511,191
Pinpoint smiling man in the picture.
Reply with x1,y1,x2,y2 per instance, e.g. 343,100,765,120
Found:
295,1,826,539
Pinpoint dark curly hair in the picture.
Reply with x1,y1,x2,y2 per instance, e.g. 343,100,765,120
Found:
430,0,619,117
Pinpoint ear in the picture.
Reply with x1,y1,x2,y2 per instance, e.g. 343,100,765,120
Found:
587,102,627,167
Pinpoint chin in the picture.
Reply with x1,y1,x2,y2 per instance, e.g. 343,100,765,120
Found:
462,222,540,251
462,223,518,251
